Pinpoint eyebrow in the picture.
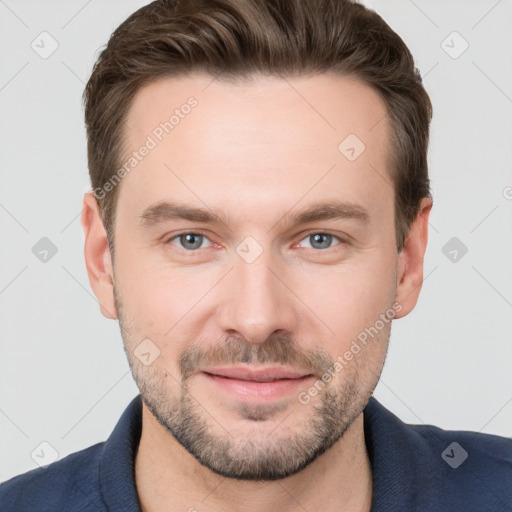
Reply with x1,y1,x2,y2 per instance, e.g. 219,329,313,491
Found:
139,199,370,228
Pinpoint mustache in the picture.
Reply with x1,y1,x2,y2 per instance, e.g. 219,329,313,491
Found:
179,335,334,382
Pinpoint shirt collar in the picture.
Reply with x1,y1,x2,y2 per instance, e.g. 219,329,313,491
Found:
364,396,441,510
99,394,143,511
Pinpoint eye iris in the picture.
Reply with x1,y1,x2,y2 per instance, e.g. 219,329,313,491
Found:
311,233,331,249
180,233,203,250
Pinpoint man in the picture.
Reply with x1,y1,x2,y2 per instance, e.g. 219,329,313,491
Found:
1,0,510,511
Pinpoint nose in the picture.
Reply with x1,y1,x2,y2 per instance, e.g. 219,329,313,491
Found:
216,246,299,346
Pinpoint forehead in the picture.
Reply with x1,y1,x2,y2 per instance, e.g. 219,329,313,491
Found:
117,72,393,228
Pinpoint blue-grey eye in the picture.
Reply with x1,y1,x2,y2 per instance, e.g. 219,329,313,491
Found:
299,233,341,250
169,233,210,250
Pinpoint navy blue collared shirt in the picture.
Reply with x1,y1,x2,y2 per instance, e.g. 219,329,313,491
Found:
1,394,511,511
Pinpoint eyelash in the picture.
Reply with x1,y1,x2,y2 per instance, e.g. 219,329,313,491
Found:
164,231,346,253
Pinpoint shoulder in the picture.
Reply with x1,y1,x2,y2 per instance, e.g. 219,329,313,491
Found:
366,396,512,470
413,423,512,509
364,397,512,511
408,418,512,468
0,442,107,512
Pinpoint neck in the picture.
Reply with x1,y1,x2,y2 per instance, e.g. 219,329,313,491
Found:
134,401,373,512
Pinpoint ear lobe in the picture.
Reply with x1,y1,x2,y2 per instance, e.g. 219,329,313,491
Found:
394,197,433,319
81,191,118,320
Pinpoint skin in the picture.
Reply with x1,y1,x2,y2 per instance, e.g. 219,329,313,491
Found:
81,72,431,512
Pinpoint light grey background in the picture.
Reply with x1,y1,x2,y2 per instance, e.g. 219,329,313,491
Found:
1,0,511,482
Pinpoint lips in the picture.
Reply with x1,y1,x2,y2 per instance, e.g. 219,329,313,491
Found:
200,366,316,402
201,366,312,382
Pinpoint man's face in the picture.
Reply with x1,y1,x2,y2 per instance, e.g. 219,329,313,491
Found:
107,72,403,480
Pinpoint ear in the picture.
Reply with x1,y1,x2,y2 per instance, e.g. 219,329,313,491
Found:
81,191,118,320
394,197,433,319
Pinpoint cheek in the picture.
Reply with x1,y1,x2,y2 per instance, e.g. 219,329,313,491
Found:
314,261,395,314
119,275,190,331
115,248,218,346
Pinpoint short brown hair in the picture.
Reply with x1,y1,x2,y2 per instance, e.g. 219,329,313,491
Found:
83,0,432,255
